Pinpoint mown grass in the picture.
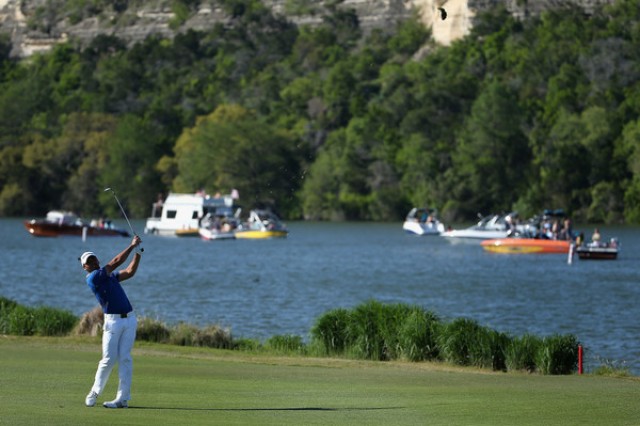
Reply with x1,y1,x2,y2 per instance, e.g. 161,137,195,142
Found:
1,336,639,426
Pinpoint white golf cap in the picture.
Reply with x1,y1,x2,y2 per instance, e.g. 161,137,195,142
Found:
80,251,97,265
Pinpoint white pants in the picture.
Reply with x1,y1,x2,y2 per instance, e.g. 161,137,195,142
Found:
90,313,137,401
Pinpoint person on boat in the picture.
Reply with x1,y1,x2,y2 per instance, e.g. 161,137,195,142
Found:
505,215,513,232
592,228,601,243
558,218,574,241
81,235,142,409
151,193,164,218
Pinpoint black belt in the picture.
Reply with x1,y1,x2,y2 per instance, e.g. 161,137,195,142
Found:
105,312,131,318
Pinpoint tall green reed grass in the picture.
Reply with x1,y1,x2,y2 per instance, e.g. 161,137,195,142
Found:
506,334,541,372
311,300,578,375
437,318,509,370
0,296,77,336
536,334,579,375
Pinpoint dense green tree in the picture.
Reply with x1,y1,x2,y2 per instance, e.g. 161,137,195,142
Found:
619,119,640,221
448,80,530,218
97,114,167,218
2,0,640,223
19,113,117,216
171,104,303,214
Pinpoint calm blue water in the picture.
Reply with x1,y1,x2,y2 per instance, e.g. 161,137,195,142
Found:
2,218,639,373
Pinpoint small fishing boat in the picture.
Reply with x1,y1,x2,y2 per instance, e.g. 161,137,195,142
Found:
576,239,619,260
235,209,288,239
24,211,130,237
402,208,446,236
481,238,571,254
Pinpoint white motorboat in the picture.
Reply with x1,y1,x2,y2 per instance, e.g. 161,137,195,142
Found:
402,208,446,236
198,212,238,241
234,209,288,239
198,226,236,240
440,213,516,240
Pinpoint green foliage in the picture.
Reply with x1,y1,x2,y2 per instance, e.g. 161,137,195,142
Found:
173,104,303,212
450,79,531,217
535,334,579,375
167,322,201,346
311,302,576,374
232,337,262,351
0,298,78,336
346,300,387,360
31,306,79,336
164,322,233,349
265,334,306,354
505,334,541,372
397,307,440,361
136,317,171,343
3,1,640,221
592,364,631,378
437,318,510,370
310,308,351,355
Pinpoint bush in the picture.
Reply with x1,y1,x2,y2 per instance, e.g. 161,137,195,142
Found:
437,318,510,370
311,301,443,362
506,334,541,373
73,306,103,336
481,329,510,371
375,303,423,361
536,334,579,375
32,306,78,336
348,300,388,360
193,325,233,349
0,296,19,333
397,308,441,361
165,322,233,349
266,334,306,354
310,308,351,355
233,338,262,351
0,300,77,336
7,305,36,335
136,317,171,343
0,296,18,313
437,318,479,366
592,364,630,378
168,322,200,346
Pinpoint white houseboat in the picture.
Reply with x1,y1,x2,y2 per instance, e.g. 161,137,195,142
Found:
144,192,240,236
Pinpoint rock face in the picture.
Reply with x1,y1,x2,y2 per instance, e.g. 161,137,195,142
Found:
0,0,615,57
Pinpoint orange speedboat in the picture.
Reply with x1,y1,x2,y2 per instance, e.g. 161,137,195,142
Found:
481,238,571,254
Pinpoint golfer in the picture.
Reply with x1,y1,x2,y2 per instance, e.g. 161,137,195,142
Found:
81,235,142,409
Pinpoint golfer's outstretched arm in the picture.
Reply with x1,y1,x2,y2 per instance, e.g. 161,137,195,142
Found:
118,252,141,282
106,236,141,274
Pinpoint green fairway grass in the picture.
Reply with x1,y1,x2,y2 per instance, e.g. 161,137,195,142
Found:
1,336,638,426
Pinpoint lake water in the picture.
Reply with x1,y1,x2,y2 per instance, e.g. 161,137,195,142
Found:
2,218,639,374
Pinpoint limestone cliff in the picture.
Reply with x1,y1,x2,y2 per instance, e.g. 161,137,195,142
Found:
0,0,615,58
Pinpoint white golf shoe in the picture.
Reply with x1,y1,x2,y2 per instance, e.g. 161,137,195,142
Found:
103,399,128,409
85,391,98,407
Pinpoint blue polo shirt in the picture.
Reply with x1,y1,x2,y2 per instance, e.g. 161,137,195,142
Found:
86,267,133,314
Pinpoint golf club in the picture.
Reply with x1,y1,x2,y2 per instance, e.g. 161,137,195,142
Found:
104,187,144,252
